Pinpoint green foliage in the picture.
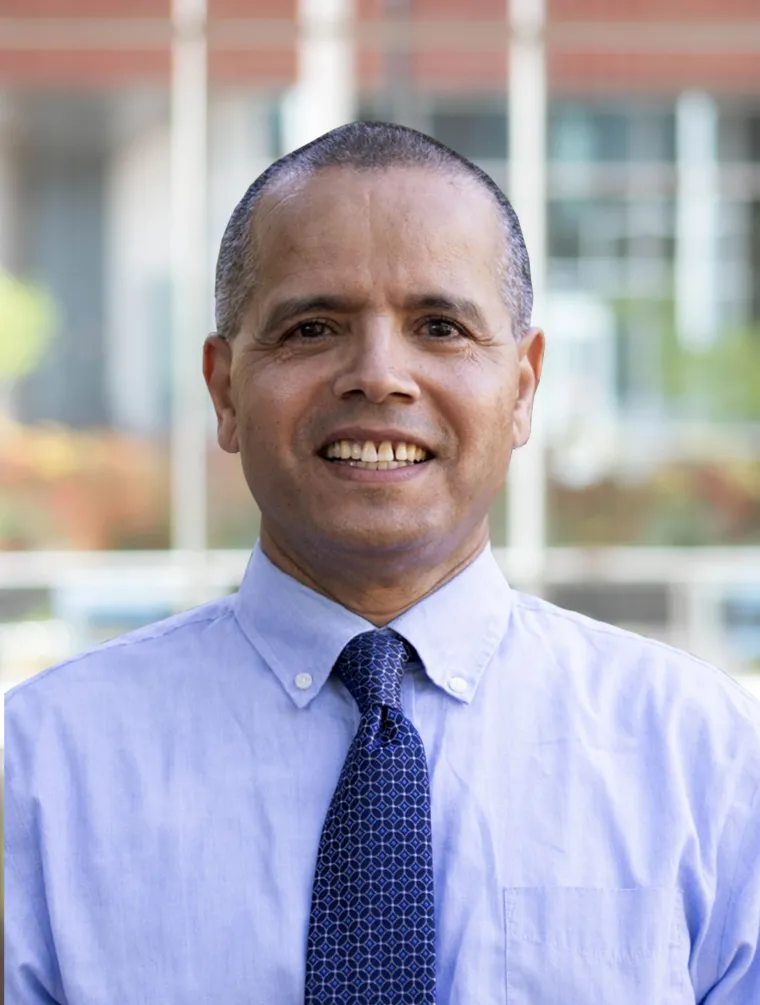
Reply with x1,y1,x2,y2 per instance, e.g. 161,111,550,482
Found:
0,270,58,382
661,323,760,420
615,296,760,420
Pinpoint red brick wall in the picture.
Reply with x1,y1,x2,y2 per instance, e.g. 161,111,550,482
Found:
0,48,168,84
551,50,760,94
2,0,756,17
209,0,295,16
550,0,760,19
0,0,168,13
411,0,505,16
1,0,758,93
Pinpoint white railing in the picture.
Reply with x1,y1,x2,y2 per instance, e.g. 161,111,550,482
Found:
0,547,758,681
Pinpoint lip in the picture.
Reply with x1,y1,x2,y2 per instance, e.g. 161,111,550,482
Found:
320,458,432,484
317,427,435,456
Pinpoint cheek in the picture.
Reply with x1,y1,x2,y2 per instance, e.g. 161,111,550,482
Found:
234,369,318,473
234,364,284,436
231,383,279,479
444,374,516,458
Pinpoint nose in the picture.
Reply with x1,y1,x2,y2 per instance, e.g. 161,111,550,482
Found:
331,318,421,404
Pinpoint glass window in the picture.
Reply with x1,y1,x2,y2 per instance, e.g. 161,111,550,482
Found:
550,103,627,162
629,108,676,162
751,200,760,323
429,103,508,161
549,198,628,263
550,102,675,164
1,89,172,552
719,103,760,163
749,115,760,163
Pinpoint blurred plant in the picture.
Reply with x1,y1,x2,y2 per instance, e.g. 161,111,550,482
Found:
0,423,262,551
549,456,760,547
0,270,58,399
0,422,170,550
661,323,760,421
0,415,266,551
615,296,760,420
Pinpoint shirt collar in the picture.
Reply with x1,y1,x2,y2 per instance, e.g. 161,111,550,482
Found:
233,541,513,708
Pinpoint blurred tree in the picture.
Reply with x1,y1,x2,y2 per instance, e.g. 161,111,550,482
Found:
616,296,760,420
661,323,760,421
0,270,58,416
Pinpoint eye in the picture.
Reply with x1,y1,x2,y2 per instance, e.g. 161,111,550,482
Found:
419,316,467,340
285,320,333,342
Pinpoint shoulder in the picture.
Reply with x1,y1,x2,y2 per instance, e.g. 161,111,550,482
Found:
510,590,760,742
4,593,238,719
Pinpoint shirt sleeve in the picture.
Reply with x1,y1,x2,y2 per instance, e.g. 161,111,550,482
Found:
700,774,760,1004
4,695,66,1005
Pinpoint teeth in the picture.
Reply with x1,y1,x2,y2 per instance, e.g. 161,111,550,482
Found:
361,441,378,463
323,439,429,465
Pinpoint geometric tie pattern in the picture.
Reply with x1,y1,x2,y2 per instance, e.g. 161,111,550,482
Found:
304,629,437,1004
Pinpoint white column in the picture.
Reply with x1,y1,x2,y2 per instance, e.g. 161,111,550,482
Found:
170,0,209,553
209,92,272,254
675,90,719,349
105,119,170,435
281,0,356,152
507,0,548,587
170,0,210,577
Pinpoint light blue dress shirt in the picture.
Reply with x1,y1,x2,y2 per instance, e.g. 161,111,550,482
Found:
5,543,760,1004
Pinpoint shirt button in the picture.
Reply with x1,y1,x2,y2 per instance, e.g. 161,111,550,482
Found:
448,676,468,694
295,673,313,690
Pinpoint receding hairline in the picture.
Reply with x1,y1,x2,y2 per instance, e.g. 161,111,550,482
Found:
247,160,505,251
214,122,533,342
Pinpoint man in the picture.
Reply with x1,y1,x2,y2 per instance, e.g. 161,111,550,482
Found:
5,122,759,1004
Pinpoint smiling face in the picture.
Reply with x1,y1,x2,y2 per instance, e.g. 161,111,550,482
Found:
204,165,544,574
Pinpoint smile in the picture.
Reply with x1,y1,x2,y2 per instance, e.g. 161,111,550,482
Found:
320,439,431,471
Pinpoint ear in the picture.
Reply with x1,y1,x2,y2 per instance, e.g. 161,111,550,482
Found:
203,334,240,454
511,327,545,449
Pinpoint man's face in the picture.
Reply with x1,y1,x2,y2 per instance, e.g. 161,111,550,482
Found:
205,166,544,566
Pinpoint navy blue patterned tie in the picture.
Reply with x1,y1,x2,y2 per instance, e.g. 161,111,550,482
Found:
305,629,437,1004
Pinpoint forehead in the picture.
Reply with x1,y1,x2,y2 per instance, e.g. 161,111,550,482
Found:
249,166,505,302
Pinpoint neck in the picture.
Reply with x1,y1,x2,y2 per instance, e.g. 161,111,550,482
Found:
259,524,490,625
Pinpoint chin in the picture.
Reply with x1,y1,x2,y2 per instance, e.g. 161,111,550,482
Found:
313,518,437,559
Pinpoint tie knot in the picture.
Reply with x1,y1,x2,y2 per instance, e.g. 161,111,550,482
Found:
334,629,413,714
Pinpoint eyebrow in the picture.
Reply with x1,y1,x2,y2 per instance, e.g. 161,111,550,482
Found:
402,294,489,331
258,295,362,340
257,291,490,340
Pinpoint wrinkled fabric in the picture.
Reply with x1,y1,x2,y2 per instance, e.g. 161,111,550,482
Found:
5,541,760,1005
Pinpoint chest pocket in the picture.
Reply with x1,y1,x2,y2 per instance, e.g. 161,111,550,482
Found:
505,887,691,1005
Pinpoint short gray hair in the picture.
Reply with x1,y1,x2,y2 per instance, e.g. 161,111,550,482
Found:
215,121,533,342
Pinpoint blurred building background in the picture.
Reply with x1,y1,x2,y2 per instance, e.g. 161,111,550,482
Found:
1,0,759,713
